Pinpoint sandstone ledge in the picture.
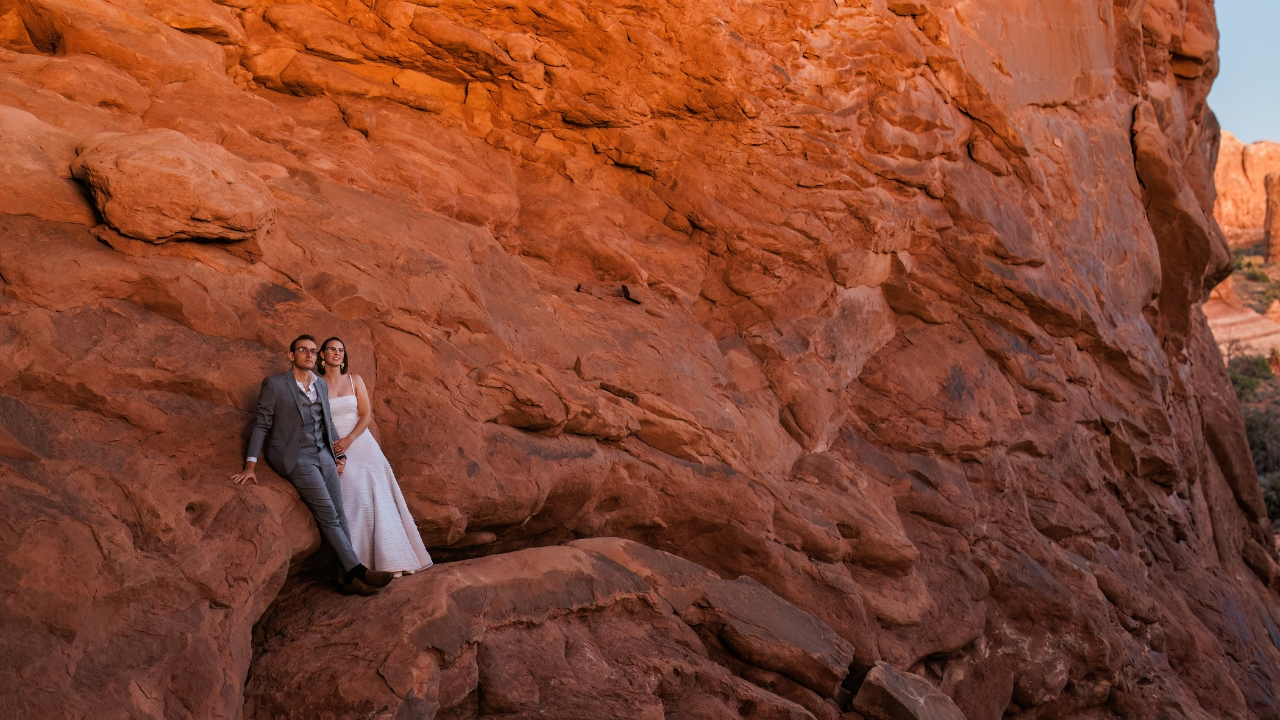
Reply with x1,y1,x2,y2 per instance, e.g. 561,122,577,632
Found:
246,542,839,720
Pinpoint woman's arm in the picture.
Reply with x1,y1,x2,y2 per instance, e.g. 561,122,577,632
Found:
335,374,374,454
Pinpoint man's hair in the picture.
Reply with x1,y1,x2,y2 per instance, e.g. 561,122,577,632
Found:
289,334,317,353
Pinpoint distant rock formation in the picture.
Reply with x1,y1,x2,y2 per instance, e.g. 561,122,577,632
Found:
1214,130,1280,249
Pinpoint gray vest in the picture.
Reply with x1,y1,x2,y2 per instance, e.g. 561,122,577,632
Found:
297,386,328,456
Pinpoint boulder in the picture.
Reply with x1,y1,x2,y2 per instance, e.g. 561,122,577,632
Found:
71,128,274,243
852,663,966,720
699,577,855,698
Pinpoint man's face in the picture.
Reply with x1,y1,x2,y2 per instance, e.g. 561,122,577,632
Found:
290,341,319,371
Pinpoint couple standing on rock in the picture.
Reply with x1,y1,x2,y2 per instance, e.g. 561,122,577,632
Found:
231,335,433,595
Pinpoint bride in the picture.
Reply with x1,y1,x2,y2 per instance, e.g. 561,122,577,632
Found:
319,337,432,576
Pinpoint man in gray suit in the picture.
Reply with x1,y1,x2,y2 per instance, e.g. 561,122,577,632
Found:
231,335,393,595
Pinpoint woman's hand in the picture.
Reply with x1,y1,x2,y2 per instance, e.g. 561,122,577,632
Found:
334,436,353,455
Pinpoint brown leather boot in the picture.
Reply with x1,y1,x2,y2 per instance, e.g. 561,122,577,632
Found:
364,569,395,588
340,576,380,596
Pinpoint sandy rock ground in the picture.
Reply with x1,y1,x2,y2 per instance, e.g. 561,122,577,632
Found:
1,0,1278,718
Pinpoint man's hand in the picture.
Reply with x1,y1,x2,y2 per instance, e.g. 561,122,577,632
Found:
336,458,347,474
232,462,259,485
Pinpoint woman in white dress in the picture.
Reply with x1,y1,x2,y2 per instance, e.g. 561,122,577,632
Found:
319,337,432,576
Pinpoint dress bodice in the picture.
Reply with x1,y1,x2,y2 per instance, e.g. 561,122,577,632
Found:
330,394,360,436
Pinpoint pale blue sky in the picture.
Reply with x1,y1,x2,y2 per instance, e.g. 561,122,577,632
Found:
1209,1,1280,143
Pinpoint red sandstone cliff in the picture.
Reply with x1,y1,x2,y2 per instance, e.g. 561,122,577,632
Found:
2,0,1278,718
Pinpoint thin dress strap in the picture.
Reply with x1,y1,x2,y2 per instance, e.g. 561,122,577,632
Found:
350,373,356,395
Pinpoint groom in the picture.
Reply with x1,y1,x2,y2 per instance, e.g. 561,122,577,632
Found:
231,334,393,596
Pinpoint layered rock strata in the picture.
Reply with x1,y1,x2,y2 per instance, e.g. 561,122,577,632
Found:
1204,277,1280,357
1,0,1278,719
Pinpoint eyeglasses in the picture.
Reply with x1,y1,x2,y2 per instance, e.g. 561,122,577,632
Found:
292,347,319,356
323,347,345,354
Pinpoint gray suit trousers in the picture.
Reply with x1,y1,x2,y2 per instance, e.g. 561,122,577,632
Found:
288,451,361,571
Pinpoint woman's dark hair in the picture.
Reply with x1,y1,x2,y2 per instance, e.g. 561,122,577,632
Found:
290,334,317,353
318,337,348,375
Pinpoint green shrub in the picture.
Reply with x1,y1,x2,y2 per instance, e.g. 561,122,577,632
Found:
1239,254,1265,269
1230,355,1273,379
1244,411,1280,524
1249,356,1273,379
1233,371,1262,400
1245,409,1280,473
1229,355,1273,401
1262,473,1280,522
1246,268,1271,283
1236,355,1280,523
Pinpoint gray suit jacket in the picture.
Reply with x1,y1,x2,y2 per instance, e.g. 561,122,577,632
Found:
247,371,341,477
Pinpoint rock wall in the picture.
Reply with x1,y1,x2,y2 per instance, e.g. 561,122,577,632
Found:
1214,130,1280,247
2,0,1278,718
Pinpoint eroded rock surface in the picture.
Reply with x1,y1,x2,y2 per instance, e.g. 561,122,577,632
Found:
1,0,1278,718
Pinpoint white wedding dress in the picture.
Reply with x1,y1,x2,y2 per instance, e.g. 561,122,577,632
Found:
330,378,433,574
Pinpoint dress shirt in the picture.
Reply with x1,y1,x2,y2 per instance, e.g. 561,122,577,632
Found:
296,374,317,402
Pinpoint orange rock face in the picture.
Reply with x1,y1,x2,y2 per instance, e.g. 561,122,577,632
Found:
1,0,1278,718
